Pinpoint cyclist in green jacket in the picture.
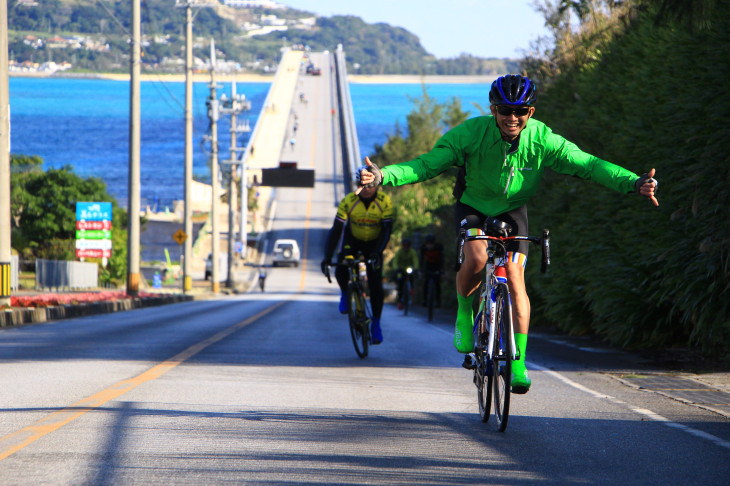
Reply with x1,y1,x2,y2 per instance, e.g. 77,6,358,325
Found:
390,237,419,310
356,74,658,394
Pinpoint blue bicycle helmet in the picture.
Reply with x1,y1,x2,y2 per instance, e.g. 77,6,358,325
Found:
489,75,537,106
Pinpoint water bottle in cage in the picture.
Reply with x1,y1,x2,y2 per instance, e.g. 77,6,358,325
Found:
358,261,367,281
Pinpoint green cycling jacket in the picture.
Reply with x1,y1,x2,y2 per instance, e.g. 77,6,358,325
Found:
381,115,639,217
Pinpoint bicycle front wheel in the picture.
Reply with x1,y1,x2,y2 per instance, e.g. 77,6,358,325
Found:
348,284,369,359
475,295,492,422
403,279,411,316
426,277,435,322
492,283,512,432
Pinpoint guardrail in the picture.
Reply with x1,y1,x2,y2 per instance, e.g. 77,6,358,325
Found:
334,44,361,195
35,259,99,291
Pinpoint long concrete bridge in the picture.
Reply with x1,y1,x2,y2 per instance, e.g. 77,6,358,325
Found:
195,46,361,288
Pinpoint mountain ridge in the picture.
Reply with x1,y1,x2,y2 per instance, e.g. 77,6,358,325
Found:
7,0,518,75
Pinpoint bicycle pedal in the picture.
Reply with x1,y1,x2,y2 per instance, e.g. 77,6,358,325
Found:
461,355,476,370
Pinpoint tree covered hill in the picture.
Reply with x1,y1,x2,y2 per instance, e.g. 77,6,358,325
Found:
7,0,518,75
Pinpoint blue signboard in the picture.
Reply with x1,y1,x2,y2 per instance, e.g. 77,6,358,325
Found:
76,202,112,221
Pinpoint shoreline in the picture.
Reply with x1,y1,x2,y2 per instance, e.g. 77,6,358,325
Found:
10,71,496,84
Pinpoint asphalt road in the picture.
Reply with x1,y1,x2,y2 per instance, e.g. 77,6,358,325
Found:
1,53,728,484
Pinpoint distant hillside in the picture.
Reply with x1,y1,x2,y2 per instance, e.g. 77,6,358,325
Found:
7,0,518,75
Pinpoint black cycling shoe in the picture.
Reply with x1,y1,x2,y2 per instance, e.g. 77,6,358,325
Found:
461,354,475,370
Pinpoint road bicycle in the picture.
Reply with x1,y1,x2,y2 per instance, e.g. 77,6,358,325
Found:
396,267,414,316
458,219,550,432
325,253,373,359
423,270,441,322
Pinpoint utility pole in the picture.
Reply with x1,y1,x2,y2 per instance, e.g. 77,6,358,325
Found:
239,115,250,260
126,0,141,296
0,0,11,307
176,0,213,293
183,3,193,293
207,39,220,292
218,78,251,289
226,79,238,289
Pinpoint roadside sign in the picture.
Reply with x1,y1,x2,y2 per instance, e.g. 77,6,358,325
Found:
76,202,113,260
75,229,112,240
76,202,112,221
76,249,111,258
173,229,187,245
76,239,113,250
77,220,111,230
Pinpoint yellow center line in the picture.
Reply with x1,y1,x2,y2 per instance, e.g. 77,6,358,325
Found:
0,301,286,462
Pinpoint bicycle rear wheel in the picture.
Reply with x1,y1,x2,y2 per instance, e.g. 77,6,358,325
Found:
348,284,369,359
426,277,435,322
492,283,512,432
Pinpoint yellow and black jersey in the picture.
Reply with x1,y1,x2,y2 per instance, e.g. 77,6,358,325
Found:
335,191,393,242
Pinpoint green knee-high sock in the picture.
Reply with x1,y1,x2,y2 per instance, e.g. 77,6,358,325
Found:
454,293,477,352
513,333,528,373
456,293,476,332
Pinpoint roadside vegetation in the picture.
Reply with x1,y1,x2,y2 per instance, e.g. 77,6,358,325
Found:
10,155,128,287
376,0,729,363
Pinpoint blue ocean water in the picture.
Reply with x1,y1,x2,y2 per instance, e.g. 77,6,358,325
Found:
9,77,490,207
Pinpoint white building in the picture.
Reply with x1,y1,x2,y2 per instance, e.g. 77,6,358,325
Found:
223,0,284,8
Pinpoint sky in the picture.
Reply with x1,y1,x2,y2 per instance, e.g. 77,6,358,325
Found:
277,0,551,59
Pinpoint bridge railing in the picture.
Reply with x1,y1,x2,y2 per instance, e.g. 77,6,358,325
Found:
334,44,361,195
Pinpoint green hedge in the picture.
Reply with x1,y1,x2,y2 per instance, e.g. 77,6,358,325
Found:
525,5,730,359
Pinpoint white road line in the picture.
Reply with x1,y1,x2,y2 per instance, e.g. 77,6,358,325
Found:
532,363,730,450
422,320,730,449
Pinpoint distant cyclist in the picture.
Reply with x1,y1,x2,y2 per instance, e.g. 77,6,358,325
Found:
321,172,393,344
258,265,267,292
356,74,658,393
420,233,444,307
390,237,419,310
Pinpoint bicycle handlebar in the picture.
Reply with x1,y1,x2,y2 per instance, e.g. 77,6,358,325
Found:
460,228,551,274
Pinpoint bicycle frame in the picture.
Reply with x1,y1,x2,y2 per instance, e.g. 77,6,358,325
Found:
483,263,517,361
344,255,370,303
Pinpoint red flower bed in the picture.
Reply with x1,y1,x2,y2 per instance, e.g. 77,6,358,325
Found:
9,291,159,308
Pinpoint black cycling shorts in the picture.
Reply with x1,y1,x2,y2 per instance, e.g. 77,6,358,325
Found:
454,202,530,256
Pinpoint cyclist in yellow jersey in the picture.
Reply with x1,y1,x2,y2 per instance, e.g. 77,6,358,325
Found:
321,177,393,344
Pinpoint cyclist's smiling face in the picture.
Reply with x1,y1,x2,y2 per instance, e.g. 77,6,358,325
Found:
490,104,534,141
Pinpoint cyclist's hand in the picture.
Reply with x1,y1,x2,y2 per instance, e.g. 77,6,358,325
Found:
354,157,382,195
635,168,659,207
320,259,331,282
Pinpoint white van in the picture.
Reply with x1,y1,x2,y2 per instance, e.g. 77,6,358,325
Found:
272,239,300,267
